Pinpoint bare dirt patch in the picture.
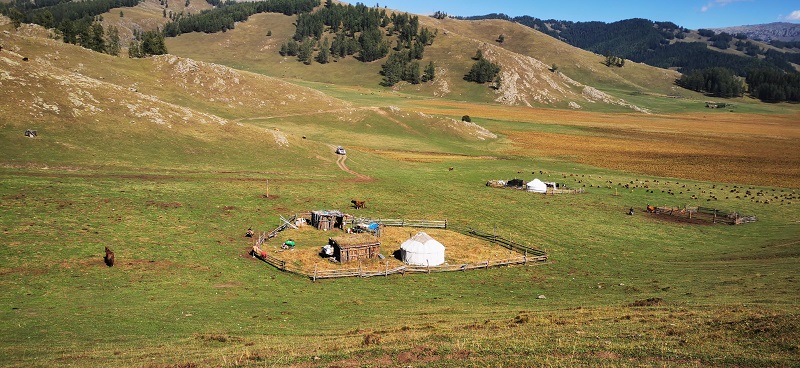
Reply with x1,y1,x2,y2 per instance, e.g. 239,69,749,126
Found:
644,212,715,226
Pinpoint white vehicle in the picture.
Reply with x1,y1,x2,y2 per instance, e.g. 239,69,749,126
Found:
335,146,346,155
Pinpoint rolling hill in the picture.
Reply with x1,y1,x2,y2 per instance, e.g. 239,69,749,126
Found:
163,7,687,112
1,2,799,367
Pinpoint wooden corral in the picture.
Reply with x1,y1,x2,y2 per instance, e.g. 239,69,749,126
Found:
330,234,381,263
646,205,756,225
311,210,352,231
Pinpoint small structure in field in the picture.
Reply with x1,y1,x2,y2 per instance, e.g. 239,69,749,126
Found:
526,178,547,193
330,234,381,263
400,232,445,266
507,178,525,188
311,210,351,231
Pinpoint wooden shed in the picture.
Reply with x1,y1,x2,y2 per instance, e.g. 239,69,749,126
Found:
330,234,381,263
311,210,352,231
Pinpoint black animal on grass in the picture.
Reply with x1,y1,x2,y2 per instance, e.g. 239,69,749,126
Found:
104,246,115,267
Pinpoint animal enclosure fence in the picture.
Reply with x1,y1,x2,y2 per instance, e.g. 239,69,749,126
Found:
648,205,756,225
311,256,538,280
351,218,448,229
249,214,547,281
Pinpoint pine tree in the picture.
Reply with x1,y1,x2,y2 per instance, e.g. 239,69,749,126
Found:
422,61,435,82
106,25,121,55
405,61,421,84
316,38,330,64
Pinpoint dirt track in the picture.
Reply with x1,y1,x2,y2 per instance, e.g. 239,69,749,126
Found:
334,150,371,181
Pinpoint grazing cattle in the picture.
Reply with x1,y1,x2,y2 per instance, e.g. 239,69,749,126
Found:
351,199,365,209
646,205,656,213
448,167,454,171
104,246,115,267
245,227,254,238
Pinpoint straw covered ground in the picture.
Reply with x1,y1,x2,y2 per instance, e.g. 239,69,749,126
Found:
251,225,515,273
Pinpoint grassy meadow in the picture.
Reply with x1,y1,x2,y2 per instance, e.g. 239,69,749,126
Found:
2,12,800,368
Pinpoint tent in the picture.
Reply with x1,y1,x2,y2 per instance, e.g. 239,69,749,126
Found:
526,178,547,193
400,232,445,266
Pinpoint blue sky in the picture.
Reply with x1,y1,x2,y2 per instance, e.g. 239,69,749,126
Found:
356,1,800,29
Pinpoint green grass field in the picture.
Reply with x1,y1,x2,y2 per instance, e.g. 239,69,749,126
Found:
1,11,799,367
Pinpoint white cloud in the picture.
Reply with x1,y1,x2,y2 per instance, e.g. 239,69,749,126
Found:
784,10,800,21
701,0,751,13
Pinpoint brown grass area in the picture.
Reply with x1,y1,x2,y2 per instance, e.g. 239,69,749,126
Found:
368,149,496,163
503,117,800,187
409,101,800,187
260,226,512,272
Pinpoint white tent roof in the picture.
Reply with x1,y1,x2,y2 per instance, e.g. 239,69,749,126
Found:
526,178,547,193
400,232,445,266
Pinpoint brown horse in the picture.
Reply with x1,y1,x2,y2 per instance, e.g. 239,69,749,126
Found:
646,205,656,213
351,199,365,209
104,246,115,267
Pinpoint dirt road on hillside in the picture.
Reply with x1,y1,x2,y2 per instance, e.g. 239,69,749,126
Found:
331,146,371,181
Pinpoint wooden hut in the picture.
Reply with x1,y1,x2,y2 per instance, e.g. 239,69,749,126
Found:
330,234,381,263
311,210,351,231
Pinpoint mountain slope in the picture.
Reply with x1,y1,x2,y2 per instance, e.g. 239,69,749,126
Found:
466,15,800,75
712,22,800,42
166,10,687,112
0,21,352,170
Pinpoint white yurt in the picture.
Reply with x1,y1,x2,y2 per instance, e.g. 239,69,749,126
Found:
526,178,547,193
400,232,445,266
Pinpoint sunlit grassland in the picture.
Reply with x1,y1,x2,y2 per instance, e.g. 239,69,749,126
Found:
1,15,799,367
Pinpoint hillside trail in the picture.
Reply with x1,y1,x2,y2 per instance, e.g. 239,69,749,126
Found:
327,144,372,181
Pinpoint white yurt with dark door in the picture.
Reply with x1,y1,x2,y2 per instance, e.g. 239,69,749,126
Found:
526,178,547,193
400,232,445,266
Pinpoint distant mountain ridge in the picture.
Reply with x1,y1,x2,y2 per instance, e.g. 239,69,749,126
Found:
459,14,800,76
711,22,800,42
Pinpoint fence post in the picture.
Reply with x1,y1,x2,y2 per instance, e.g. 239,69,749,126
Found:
524,250,528,265
313,264,317,282
385,261,388,277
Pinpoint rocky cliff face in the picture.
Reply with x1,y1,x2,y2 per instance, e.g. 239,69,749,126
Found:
711,22,800,42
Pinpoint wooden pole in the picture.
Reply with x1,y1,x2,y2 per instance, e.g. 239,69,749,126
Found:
313,264,317,282
266,179,269,198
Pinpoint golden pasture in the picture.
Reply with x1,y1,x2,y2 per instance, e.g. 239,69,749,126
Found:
256,225,512,273
410,101,800,187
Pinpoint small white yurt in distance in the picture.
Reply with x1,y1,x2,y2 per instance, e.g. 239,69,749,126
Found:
400,232,445,266
526,178,547,193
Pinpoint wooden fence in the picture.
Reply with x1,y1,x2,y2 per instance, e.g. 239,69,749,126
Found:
311,256,540,280
251,214,548,281
255,252,287,271
651,205,756,225
351,218,447,229
450,226,548,258
547,187,585,195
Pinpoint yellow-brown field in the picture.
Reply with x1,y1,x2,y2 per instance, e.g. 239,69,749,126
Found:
408,101,800,187
257,225,512,273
